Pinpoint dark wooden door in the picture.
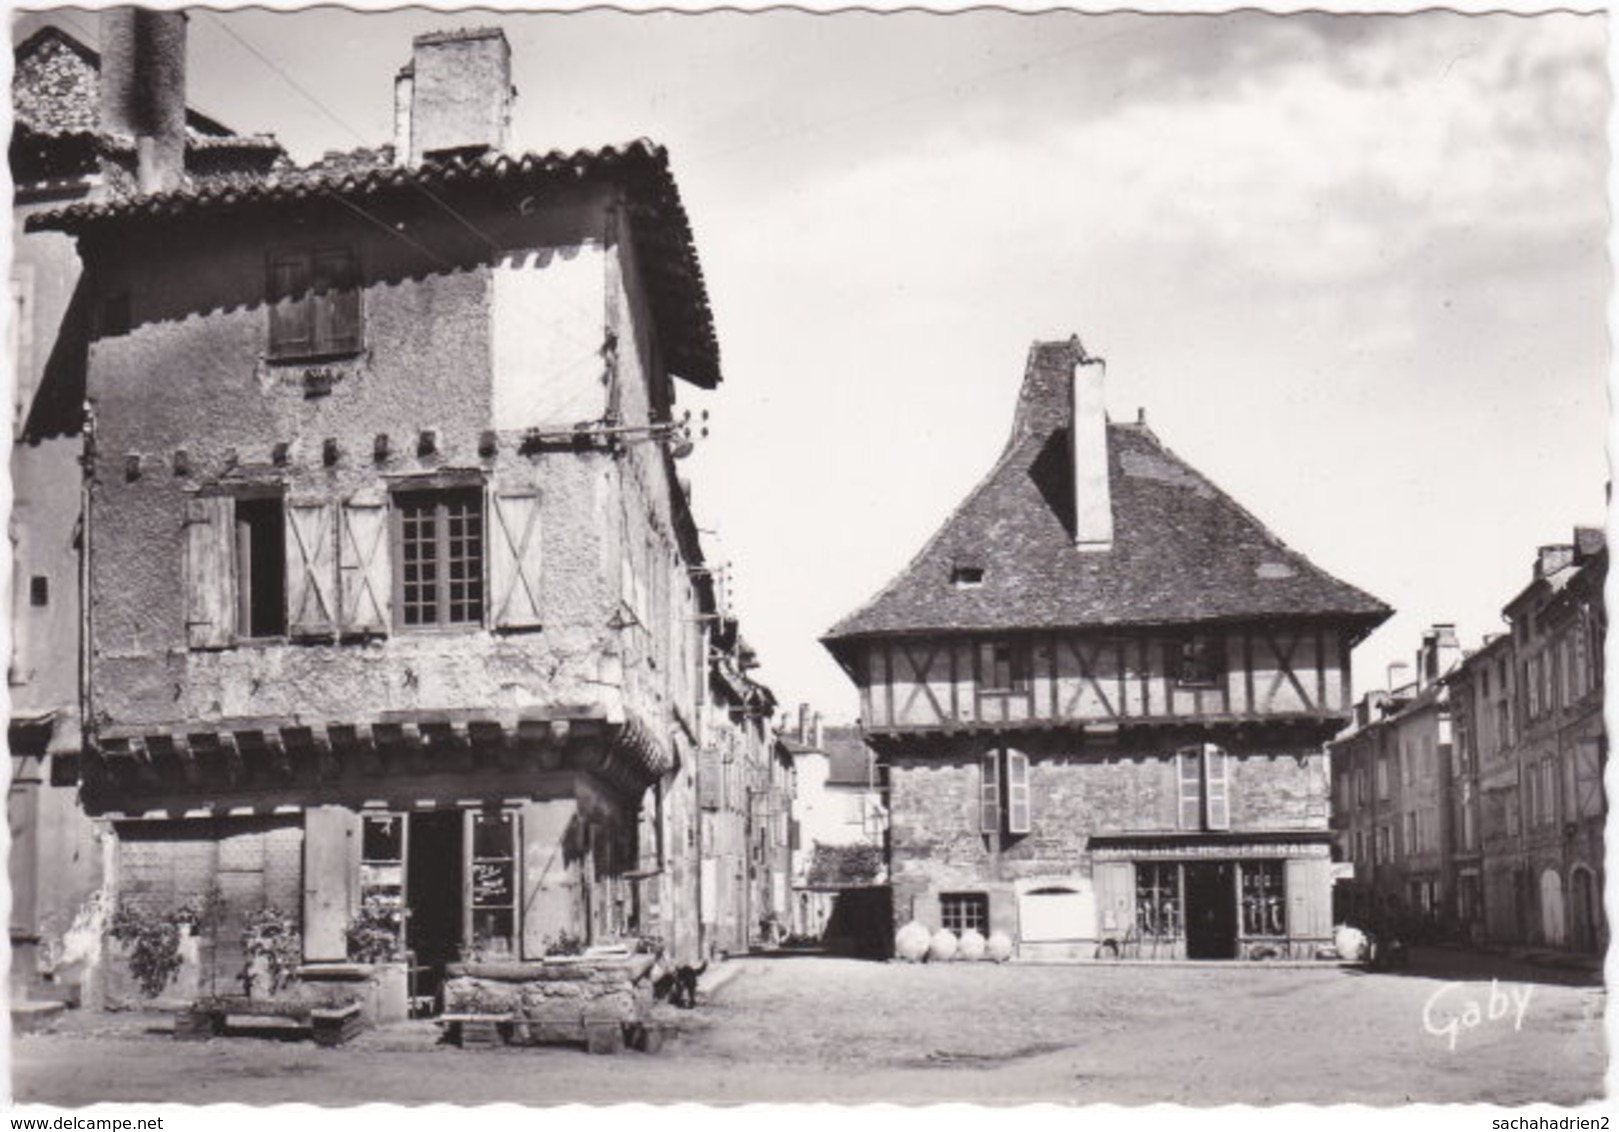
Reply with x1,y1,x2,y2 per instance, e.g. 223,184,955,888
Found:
1184,861,1237,959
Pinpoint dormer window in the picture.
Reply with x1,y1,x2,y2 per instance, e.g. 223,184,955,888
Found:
951,565,985,588
1175,633,1224,688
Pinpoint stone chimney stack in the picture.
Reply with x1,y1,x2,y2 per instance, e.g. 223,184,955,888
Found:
1070,339,1113,552
1536,544,1576,580
405,28,513,166
100,7,188,194
392,64,414,167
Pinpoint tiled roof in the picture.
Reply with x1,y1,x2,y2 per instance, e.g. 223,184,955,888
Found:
28,140,722,389
825,340,1391,646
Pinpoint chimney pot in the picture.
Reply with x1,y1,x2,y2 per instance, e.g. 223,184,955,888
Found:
405,27,513,167
100,8,189,194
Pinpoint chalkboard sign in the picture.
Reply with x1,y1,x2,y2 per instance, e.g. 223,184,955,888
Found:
472,860,514,906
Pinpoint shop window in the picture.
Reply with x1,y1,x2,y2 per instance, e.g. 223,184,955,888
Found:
1136,862,1182,938
395,489,484,628
1240,861,1285,936
1176,744,1230,831
268,246,361,360
979,747,1031,836
978,640,1030,694
469,810,518,957
940,892,989,937
360,813,406,951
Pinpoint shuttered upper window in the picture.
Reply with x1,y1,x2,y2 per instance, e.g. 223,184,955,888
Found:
979,747,1031,837
267,247,362,361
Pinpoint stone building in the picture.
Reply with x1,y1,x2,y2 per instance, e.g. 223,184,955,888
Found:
1328,626,1467,937
1446,529,1605,952
781,713,889,945
822,338,1390,960
29,21,752,1006
8,15,282,1004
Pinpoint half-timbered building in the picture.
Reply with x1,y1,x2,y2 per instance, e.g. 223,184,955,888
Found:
823,337,1391,960
30,21,749,1007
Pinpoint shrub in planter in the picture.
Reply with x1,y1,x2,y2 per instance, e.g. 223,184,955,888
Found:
346,896,405,965
240,907,303,996
895,921,931,962
108,902,187,999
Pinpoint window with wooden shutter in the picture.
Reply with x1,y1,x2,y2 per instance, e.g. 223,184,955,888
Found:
339,498,390,635
1177,748,1203,830
184,495,237,649
285,501,338,637
489,490,542,630
979,750,1000,834
1204,746,1231,830
268,247,361,360
1006,749,1031,834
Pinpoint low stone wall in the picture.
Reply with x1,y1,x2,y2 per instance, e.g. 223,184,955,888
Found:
444,956,656,1044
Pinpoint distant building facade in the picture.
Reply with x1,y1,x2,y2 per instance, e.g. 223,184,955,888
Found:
1328,626,1467,937
782,711,888,943
1447,530,1606,952
823,338,1390,961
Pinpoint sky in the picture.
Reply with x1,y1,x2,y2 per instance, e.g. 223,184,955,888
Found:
13,4,1611,725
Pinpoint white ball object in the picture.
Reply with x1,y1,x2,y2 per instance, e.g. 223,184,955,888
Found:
985,931,1014,962
957,928,987,960
928,928,959,962
1334,924,1369,963
895,921,932,962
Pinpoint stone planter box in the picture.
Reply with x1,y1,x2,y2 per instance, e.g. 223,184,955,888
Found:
443,955,658,1051
295,962,410,1026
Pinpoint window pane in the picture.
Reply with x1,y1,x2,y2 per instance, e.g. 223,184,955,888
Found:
362,814,404,862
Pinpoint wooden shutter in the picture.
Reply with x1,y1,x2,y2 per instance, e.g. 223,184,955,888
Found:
1284,857,1331,942
489,490,542,630
698,748,720,811
1092,861,1135,935
1006,749,1031,835
1177,748,1203,830
302,806,359,962
979,750,1001,834
184,495,236,649
286,501,337,637
1205,746,1231,830
312,248,360,355
339,498,390,635
267,252,312,358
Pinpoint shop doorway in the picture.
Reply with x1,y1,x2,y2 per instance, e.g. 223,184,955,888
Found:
1184,861,1237,959
407,810,464,1007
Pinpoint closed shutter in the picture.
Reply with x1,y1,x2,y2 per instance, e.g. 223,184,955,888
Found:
489,490,542,630
286,501,337,637
1092,861,1135,935
268,252,312,358
1284,857,1331,942
184,495,236,649
1205,746,1231,830
339,498,390,635
312,248,360,355
1006,749,1031,834
302,806,358,962
1177,749,1203,830
979,750,1001,834
698,748,720,811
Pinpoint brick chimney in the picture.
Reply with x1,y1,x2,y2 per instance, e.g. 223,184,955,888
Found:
100,7,188,193
1536,544,1576,580
1069,340,1113,552
1418,624,1461,688
404,28,512,166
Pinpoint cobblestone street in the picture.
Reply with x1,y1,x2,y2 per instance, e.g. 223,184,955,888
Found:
12,950,1606,1106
